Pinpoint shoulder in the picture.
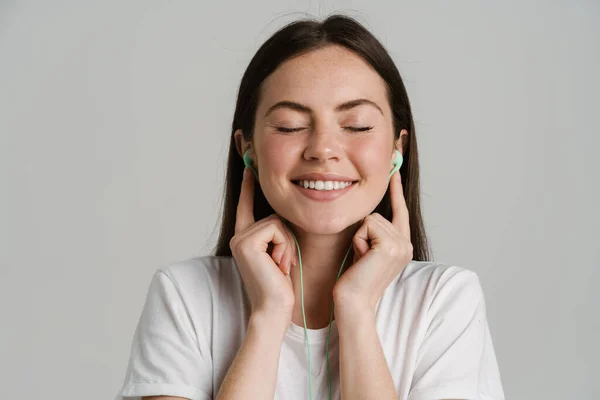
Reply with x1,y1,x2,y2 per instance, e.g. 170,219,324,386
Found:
379,260,490,347
393,259,486,313
157,255,240,287
401,260,482,292
149,255,243,305
141,256,246,341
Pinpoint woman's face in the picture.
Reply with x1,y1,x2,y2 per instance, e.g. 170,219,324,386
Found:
247,44,404,235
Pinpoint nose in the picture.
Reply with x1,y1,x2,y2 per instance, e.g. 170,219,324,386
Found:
303,124,341,163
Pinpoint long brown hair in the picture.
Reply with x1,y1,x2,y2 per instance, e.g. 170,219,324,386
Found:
213,14,431,262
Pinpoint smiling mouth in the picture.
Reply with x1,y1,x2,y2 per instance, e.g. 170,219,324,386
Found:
292,179,358,191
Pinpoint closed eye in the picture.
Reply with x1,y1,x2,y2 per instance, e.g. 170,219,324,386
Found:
345,126,373,132
276,127,305,133
276,126,373,132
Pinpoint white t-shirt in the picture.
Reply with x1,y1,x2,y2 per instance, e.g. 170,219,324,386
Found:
115,256,505,400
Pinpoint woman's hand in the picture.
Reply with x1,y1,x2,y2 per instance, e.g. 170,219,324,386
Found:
333,170,413,312
229,168,298,323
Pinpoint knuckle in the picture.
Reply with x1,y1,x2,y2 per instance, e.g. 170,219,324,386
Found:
274,219,289,235
229,235,239,250
387,245,400,258
237,240,252,255
266,216,282,228
272,217,284,228
386,240,412,259
230,234,252,256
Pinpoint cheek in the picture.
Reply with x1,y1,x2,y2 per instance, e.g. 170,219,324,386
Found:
353,141,392,179
255,137,300,208
259,139,296,178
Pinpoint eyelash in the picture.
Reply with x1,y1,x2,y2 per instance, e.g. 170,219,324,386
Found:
276,126,374,133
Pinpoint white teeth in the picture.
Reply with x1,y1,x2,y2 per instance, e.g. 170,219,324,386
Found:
296,180,354,191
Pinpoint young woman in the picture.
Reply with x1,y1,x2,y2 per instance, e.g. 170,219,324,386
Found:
116,14,505,400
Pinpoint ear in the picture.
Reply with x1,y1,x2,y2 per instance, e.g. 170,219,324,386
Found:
391,128,409,162
234,129,251,158
397,128,408,154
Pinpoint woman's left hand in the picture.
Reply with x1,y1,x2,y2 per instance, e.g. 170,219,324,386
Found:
333,170,413,313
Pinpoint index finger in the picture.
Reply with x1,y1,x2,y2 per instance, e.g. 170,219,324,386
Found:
390,170,411,240
235,167,255,233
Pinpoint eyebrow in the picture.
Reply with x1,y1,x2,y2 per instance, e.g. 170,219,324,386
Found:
263,98,384,118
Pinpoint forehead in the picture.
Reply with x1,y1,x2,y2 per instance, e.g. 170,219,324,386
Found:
258,44,389,114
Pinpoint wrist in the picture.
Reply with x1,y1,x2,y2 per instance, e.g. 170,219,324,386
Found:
333,289,374,312
249,311,290,338
333,296,376,325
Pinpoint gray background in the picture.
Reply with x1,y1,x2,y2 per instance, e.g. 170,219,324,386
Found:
1,1,598,399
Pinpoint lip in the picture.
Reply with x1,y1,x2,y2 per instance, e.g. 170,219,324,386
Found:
292,180,357,201
291,172,358,182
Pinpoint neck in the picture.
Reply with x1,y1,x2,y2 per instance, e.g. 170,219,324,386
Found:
287,222,359,329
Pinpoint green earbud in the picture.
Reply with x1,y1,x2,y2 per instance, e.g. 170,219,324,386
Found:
243,149,402,181
243,149,259,180
389,149,403,180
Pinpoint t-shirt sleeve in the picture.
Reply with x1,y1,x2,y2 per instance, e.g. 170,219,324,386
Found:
408,269,505,400
115,269,213,400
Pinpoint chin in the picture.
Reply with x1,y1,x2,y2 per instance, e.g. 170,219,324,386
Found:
300,219,352,235
276,208,364,235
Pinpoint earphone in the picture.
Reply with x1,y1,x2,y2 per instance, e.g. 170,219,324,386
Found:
243,149,259,181
389,149,403,179
243,149,403,181
241,148,403,400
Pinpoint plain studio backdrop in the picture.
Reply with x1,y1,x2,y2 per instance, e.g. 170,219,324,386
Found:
0,1,598,399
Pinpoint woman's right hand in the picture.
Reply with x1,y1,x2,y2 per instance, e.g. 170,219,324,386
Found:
229,167,298,323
